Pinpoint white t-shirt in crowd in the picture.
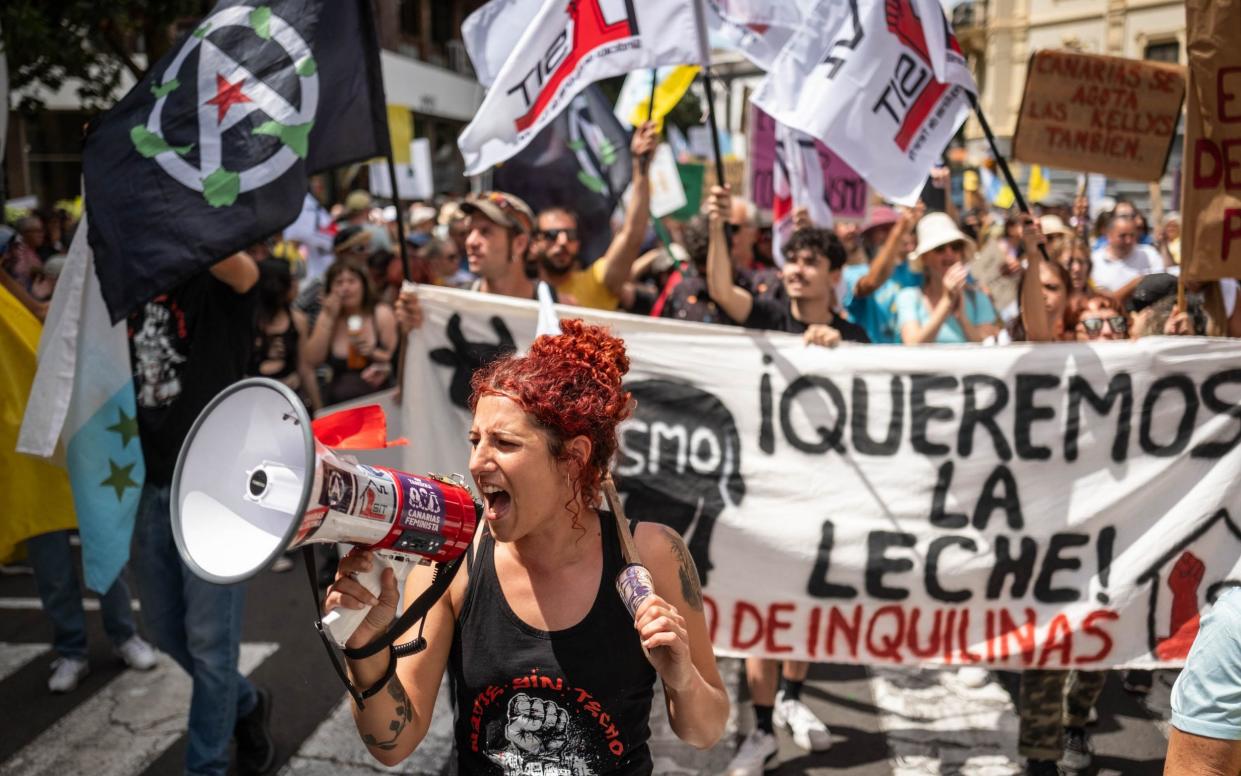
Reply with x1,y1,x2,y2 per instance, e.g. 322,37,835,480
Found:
1090,243,1162,291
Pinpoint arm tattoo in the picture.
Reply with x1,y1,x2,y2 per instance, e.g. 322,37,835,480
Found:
362,677,413,751
663,527,704,612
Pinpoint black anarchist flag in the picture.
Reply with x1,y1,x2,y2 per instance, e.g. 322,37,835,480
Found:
84,0,388,322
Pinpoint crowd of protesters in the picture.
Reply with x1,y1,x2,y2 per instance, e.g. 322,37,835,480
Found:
4,124,1239,776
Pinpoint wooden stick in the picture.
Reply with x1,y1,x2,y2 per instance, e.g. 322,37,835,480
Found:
602,476,641,566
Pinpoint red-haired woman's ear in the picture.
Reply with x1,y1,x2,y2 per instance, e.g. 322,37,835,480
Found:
564,435,593,474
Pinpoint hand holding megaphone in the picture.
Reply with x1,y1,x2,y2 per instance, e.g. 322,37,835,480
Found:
325,550,402,649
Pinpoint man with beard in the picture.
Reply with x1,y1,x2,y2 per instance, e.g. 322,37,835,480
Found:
530,123,658,310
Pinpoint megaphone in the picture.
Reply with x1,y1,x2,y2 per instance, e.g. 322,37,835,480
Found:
171,377,478,647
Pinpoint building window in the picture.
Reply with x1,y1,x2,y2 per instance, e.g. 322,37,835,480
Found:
431,2,453,43
400,0,421,38
1144,41,1179,63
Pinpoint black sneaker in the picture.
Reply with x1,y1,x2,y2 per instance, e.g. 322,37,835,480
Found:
1025,759,1060,776
1060,726,1093,774
235,687,276,775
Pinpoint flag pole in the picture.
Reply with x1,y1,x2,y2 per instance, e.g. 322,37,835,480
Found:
384,152,412,282
969,93,1053,265
647,68,658,123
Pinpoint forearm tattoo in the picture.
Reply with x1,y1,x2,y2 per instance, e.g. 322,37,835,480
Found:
362,678,413,751
663,527,704,612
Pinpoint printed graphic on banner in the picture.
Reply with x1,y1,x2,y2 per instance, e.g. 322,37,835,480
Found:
1012,50,1185,182
399,286,1241,669
319,463,357,514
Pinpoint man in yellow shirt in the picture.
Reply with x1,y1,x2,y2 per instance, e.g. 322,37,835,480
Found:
531,122,657,311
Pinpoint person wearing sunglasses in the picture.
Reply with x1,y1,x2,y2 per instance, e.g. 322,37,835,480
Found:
1067,294,1128,341
530,122,658,311
896,212,1000,344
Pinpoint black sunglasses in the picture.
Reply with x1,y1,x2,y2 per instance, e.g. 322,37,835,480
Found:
537,228,578,242
1079,315,1127,336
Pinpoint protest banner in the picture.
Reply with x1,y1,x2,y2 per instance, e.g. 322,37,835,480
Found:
399,286,1241,669
1012,50,1185,183
1181,0,1241,281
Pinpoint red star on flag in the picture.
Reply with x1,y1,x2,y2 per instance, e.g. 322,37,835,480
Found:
204,74,253,123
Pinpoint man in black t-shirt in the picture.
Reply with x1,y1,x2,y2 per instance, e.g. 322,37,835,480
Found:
703,186,866,775
126,253,276,776
703,185,869,346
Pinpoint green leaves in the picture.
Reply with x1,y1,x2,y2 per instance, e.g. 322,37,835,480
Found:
253,120,314,159
150,79,180,98
130,125,192,158
296,56,317,77
249,6,272,39
202,168,241,207
193,22,212,39
577,171,606,194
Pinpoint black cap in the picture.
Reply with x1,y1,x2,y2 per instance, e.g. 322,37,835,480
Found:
1126,273,1178,313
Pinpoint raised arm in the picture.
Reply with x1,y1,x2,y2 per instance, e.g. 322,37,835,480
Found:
209,251,259,294
634,523,729,749
1018,216,1054,343
855,203,922,298
598,123,658,298
703,185,754,323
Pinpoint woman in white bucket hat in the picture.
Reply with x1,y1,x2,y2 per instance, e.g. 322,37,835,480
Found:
896,212,1000,344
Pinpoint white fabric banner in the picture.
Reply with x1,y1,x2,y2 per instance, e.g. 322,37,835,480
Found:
751,0,976,205
703,0,795,70
398,286,1241,670
772,121,836,263
458,0,700,175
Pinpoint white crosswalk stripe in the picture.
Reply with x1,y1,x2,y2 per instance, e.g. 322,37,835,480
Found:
0,644,51,683
0,642,278,776
870,667,1022,775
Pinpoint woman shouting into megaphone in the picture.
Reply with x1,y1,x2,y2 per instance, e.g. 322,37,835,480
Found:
325,319,729,773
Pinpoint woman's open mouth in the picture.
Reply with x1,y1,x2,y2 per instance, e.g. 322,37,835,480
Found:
480,484,512,521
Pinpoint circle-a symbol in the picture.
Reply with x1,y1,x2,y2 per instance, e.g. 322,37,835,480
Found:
134,4,318,207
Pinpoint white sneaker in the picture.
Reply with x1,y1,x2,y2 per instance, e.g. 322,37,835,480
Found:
725,729,779,775
115,635,158,671
48,657,90,693
774,692,832,752
956,666,991,689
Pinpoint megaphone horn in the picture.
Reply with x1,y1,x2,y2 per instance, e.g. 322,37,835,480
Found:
171,378,478,648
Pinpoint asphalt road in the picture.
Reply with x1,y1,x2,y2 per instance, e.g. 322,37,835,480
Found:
0,543,1175,775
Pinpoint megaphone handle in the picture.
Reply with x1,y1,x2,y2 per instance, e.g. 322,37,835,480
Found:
323,552,410,648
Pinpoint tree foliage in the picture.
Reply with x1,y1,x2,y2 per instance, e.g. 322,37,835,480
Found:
2,1,208,114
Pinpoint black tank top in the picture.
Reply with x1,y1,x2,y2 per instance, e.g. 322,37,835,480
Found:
449,512,656,775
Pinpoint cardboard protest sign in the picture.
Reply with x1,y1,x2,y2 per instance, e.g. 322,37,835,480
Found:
402,286,1241,669
1181,0,1241,281
1013,50,1185,182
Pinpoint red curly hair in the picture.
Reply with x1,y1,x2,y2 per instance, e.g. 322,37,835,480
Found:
469,319,632,519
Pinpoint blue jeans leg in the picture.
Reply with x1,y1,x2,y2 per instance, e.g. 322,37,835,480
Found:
27,530,88,661
96,571,138,648
130,483,256,776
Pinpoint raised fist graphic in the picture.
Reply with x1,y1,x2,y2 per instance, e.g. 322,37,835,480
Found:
1156,551,1206,661
429,313,516,408
885,0,930,65
504,693,570,757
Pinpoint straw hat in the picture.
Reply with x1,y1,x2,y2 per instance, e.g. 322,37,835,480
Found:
1039,214,1075,238
913,212,976,259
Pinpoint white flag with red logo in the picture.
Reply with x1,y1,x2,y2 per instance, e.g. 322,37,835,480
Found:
458,0,699,175
752,0,976,204
772,121,835,264
703,0,796,70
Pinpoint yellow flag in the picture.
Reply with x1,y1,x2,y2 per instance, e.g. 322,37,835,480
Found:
0,285,76,561
630,66,700,133
387,105,413,164
995,185,1016,209
1027,164,1051,204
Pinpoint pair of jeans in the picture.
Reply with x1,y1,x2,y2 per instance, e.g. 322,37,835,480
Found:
27,529,137,660
130,482,257,776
